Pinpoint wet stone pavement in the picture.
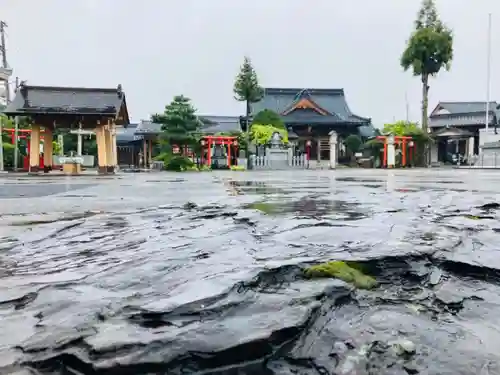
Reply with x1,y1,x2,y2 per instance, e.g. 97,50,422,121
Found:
1,169,500,374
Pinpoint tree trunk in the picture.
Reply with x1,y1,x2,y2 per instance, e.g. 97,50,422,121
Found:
421,74,430,166
245,100,251,169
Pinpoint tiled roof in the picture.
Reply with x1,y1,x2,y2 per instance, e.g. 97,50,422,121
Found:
431,101,498,116
134,120,163,135
4,83,128,121
116,123,142,143
358,124,378,138
251,87,370,125
200,115,241,134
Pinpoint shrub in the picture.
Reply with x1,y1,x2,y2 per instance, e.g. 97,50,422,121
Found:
198,164,212,171
2,143,22,169
250,124,288,145
154,152,172,164
165,156,195,171
230,165,246,171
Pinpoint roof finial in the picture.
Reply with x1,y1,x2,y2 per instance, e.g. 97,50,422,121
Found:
117,84,123,98
19,82,30,107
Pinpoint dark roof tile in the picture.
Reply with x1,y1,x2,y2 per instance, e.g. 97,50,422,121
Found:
4,84,127,119
134,120,162,135
252,87,369,125
200,115,241,134
116,123,141,143
431,101,498,116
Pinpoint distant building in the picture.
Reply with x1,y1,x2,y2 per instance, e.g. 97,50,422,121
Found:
200,115,241,134
251,88,374,163
428,101,499,163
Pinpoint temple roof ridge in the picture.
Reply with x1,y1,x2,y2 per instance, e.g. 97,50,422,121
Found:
264,87,345,96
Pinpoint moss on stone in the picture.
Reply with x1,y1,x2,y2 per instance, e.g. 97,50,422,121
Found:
304,261,378,289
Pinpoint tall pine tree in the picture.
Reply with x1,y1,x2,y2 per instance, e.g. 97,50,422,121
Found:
152,95,201,149
233,56,264,129
401,0,453,163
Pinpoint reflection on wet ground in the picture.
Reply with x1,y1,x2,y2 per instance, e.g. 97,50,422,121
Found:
2,169,500,374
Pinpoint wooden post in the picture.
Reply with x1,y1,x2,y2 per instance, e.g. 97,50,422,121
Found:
148,139,153,166
105,125,114,173
143,139,148,168
43,127,53,172
95,123,108,174
110,124,118,169
29,124,41,173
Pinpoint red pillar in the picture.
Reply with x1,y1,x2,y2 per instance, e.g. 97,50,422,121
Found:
383,141,387,168
402,138,407,167
207,138,212,166
227,139,231,167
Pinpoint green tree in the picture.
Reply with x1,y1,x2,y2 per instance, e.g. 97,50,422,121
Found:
344,134,363,155
382,120,431,166
152,95,201,150
250,124,288,145
383,120,423,136
233,56,264,127
401,0,453,139
252,109,284,129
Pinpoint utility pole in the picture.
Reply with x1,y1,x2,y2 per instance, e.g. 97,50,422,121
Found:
485,13,492,132
13,77,19,171
405,92,410,124
0,20,10,173
0,21,10,103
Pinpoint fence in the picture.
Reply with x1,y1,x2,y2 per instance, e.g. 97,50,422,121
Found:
250,154,308,170
456,152,500,169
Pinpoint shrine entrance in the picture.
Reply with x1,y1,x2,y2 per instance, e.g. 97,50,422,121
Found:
200,135,238,168
3,83,130,174
376,135,415,168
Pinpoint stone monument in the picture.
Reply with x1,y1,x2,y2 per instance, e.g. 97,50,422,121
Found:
329,130,338,169
386,134,396,168
266,132,289,169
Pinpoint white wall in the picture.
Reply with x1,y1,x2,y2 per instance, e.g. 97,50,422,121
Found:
479,128,500,147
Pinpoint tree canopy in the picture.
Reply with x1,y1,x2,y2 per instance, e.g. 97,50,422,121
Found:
383,121,424,136
250,124,288,145
252,109,285,129
152,95,201,147
401,0,452,164
401,0,453,79
344,134,362,154
233,56,264,117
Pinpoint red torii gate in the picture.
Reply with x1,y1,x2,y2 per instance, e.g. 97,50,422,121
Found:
3,128,46,170
376,135,415,168
201,135,238,167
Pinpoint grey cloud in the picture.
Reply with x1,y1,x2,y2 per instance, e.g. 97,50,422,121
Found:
2,0,499,125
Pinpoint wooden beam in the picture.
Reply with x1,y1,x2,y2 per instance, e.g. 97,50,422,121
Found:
282,98,329,116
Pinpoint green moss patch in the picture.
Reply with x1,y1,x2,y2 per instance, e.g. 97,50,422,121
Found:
304,261,378,289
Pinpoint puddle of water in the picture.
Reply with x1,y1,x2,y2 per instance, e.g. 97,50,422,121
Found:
246,198,369,220
227,180,285,195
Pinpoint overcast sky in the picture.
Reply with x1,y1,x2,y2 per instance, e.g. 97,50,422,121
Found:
2,0,499,126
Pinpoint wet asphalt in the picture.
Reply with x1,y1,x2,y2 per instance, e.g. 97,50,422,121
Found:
1,169,500,374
